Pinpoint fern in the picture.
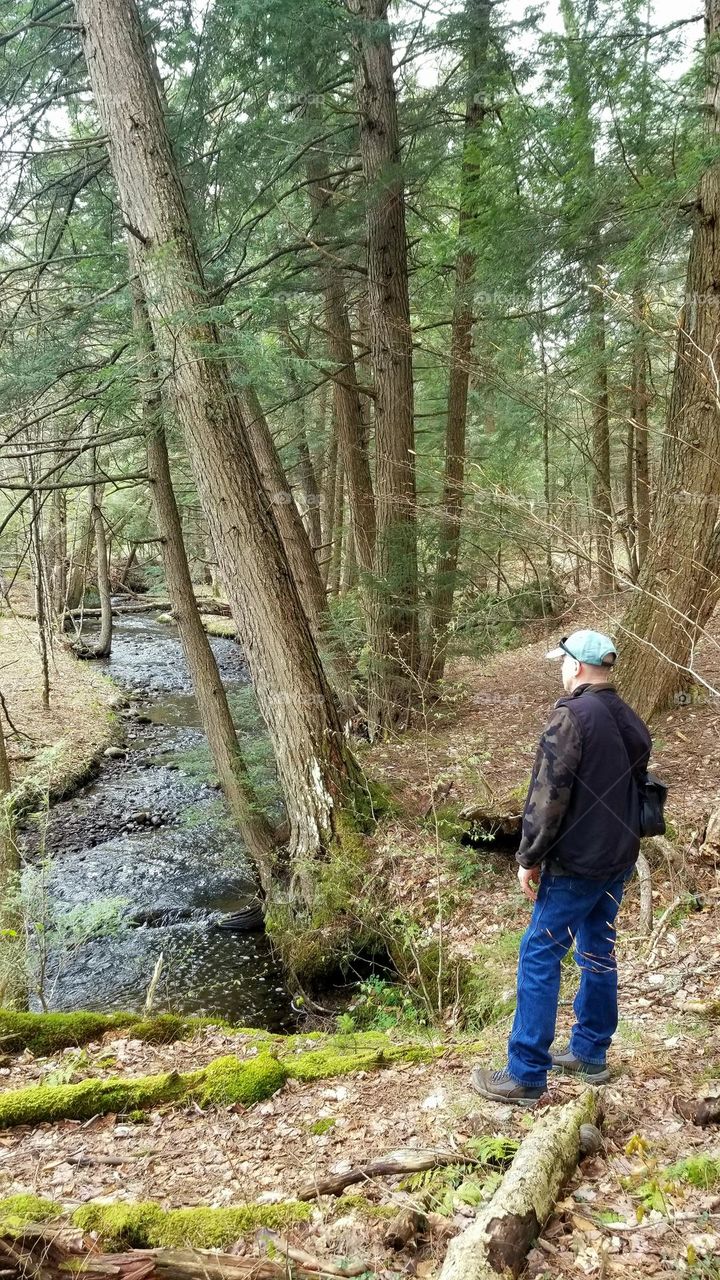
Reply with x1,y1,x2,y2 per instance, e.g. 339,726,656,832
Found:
465,1135,520,1168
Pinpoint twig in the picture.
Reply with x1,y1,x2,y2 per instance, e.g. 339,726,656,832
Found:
635,851,653,936
646,896,684,962
298,1148,469,1200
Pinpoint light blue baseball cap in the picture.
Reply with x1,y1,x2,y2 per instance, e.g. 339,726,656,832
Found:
546,629,617,667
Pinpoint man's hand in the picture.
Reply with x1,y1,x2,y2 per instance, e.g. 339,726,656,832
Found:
518,864,540,903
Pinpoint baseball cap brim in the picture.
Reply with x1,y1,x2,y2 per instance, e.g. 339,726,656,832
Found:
545,646,565,660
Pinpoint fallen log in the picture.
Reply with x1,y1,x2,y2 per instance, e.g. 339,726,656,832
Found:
438,1088,600,1280
0,1229,368,1280
298,1147,465,1200
63,599,232,619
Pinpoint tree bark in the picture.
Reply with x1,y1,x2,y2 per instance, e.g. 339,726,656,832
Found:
277,318,323,555
328,450,345,598
320,412,339,590
306,148,376,578
88,466,113,659
633,288,651,570
147,427,278,883
617,0,720,720
130,261,277,880
588,256,614,594
348,0,419,733
426,0,490,682
560,0,614,595
237,381,328,639
74,0,364,895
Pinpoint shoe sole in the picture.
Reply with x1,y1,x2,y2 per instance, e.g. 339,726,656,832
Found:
551,1063,611,1084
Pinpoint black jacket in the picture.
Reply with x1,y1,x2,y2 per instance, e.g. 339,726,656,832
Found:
516,683,652,879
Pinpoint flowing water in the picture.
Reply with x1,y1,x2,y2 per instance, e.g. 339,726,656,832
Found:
26,612,294,1030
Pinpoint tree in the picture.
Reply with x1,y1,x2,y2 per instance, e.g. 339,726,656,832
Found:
617,0,720,719
560,0,614,595
347,0,420,733
73,0,366,906
425,0,492,683
131,264,278,882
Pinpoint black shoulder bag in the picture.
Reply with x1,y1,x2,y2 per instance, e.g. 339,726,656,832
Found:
635,770,669,838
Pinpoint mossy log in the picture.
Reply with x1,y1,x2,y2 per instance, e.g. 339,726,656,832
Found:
438,1088,600,1280
0,1011,209,1058
0,1037,444,1129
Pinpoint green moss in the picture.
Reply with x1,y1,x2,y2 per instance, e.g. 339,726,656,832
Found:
309,1116,336,1135
0,1010,207,1058
191,1054,287,1108
0,1067,188,1128
335,1194,397,1219
200,615,237,639
72,1200,312,1250
0,1011,134,1057
345,778,394,834
285,1041,436,1083
424,801,465,843
0,1029,457,1130
0,1194,62,1230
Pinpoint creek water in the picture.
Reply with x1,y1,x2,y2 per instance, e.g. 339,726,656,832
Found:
26,612,294,1030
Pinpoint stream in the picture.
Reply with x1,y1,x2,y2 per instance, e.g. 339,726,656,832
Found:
26,612,294,1030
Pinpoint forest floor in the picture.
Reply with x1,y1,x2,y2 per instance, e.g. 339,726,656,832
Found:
2,591,719,1277
0,611,119,798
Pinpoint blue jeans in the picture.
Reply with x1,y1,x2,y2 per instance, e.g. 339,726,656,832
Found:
507,869,630,1088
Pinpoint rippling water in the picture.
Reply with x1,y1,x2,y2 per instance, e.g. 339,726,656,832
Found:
26,611,294,1030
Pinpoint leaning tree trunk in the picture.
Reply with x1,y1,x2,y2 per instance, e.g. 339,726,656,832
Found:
74,0,365,899
237,381,328,639
278,318,323,555
426,0,490,683
147,428,278,884
348,0,419,734
617,0,720,721
131,264,278,882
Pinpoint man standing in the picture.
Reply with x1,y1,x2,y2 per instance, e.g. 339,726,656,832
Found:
472,629,652,1105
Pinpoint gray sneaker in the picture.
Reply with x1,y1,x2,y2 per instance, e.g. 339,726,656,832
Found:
551,1048,610,1083
470,1066,545,1107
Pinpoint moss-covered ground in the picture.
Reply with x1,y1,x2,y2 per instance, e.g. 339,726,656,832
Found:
0,1024,462,1128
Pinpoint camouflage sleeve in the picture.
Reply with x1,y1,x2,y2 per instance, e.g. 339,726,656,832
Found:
516,706,583,868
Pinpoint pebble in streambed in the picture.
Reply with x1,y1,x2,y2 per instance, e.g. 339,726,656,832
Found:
24,612,294,1031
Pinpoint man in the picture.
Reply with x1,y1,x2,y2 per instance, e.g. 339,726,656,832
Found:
472,629,652,1106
